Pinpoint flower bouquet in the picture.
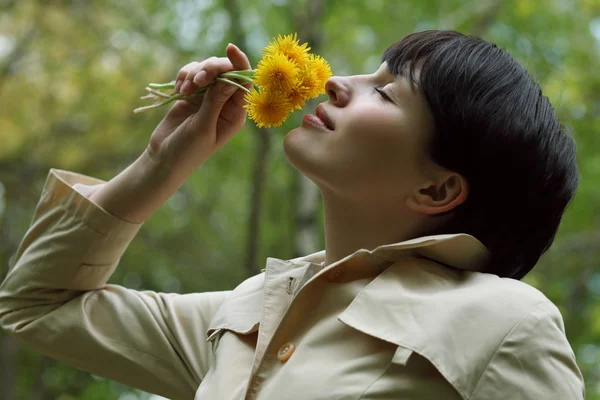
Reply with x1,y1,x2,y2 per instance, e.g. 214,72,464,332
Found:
134,33,332,128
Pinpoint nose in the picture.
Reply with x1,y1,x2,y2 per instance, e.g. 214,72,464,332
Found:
325,76,350,107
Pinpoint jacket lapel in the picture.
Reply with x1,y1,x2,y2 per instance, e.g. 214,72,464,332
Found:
206,273,265,341
205,258,313,341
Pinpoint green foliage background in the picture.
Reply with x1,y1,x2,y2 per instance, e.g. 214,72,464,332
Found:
0,0,599,398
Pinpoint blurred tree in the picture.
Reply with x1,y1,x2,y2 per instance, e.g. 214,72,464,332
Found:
0,0,598,398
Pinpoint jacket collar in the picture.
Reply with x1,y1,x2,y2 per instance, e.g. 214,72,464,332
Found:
206,234,492,395
207,233,489,339
292,233,489,273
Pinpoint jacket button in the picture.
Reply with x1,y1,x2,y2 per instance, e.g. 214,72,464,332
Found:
277,342,296,362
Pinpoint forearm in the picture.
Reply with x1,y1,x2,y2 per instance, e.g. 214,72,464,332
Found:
0,162,221,399
89,147,188,223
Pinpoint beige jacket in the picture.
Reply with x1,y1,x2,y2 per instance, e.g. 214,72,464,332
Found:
0,169,585,400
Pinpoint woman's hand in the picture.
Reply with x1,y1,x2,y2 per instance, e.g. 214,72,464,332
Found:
147,43,252,179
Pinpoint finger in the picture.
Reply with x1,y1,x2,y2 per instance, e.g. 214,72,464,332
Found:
216,44,252,131
224,44,252,108
180,64,205,96
180,58,216,96
173,57,225,94
166,99,201,124
185,57,218,84
181,58,237,96
193,81,238,130
226,43,252,71
193,57,236,84
217,89,248,133
185,93,204,108
175,45,250,95
229,84,249,109
175,61,200,81
174,61,201,92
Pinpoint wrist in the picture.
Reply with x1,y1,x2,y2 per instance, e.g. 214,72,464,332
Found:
89,149,188,224
143,143,195,185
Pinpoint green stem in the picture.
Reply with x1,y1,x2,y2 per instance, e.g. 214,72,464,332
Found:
148,81,176,89
145,87,171,98
216,77,251,93
221,71,255,83
226,69,255,76
136,72,250,114
133,95,180,113
133,87,209,113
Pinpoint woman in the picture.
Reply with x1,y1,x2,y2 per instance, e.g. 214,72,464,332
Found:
0,30,585,399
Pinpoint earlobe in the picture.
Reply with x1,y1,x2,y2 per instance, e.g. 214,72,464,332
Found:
405,174,469,215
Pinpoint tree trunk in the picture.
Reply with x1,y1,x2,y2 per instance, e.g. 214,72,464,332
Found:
223,0,273,276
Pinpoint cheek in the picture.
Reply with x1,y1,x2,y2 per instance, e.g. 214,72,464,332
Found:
343,104,396,134
323,106,424,187
334,105,410,160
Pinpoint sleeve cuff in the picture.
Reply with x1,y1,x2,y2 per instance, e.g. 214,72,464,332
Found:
37,168,144,269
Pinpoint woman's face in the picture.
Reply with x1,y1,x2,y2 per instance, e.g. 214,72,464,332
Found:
284,62,437,204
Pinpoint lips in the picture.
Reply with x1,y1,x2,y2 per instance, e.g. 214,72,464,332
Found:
315,104,334,131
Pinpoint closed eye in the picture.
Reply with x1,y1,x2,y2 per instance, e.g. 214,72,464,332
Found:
373,86,394,103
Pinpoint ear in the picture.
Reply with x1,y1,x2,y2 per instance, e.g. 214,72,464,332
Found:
405,173,468,215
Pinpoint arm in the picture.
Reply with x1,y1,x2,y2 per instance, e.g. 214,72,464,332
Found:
471,301,585,400
87,42,253,224
0,168,229,400
0,44,252,399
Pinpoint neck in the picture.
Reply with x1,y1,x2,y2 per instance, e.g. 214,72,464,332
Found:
321,193,425,267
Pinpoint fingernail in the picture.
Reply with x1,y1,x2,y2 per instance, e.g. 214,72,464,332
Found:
194,70,207,85
222,84,237,95
181,80,192,94
174,80,183,92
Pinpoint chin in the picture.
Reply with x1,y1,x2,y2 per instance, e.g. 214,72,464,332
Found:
283,128,325,182
282,128,305,167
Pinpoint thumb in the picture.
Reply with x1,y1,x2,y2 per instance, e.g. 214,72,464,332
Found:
195,82,238,128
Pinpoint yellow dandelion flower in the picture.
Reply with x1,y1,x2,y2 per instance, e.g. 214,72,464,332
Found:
264,33,310,67
297,66,321,99
309,54,333,93
254,53,300,93
288,85,311,109
244,87,293,128
135,33,333,125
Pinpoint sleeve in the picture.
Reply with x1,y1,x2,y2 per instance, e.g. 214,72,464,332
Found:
0,169,230,400
471,300,585,400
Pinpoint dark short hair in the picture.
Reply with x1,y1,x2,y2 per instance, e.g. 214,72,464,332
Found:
383,30,579,280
